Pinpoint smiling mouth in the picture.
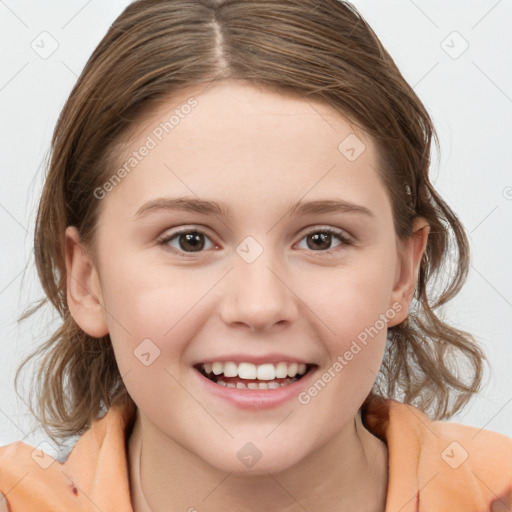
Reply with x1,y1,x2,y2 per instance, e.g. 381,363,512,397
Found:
194,361,315,390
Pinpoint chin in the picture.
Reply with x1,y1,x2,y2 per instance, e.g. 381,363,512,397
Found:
200,439,308,476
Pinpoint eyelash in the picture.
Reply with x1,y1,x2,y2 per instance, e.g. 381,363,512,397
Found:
156,226,353,258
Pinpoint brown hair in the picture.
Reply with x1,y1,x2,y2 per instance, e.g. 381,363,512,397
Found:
16,0,487,445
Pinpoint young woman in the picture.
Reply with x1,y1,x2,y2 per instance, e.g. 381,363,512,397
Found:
1,1,511,511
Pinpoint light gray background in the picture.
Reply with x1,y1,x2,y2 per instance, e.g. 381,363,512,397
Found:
1,0,511,453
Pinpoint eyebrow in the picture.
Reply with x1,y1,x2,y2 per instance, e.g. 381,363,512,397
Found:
134,197,375,219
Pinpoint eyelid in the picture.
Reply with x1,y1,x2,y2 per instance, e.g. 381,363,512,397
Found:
296,224,353,243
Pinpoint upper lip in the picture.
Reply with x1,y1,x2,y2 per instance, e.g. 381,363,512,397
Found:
192,353,316,366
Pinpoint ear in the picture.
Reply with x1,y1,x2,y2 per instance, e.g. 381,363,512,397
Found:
387,217,430,327
64,226,109,338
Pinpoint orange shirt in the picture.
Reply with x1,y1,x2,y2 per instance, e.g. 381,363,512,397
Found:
0,398,511,511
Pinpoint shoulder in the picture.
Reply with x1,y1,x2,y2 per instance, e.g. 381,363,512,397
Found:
364,398,512,510
418,407,512,510
366,397,512,466
0,441,45,511
0,402,136,511
407,402,512,474
0,439,49,473
0,440,70,511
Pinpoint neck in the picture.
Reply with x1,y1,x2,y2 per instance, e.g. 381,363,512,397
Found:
128,407,388,512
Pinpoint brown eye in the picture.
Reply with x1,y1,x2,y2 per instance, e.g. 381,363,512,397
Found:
306,232,333,251
176,232,206,252
158,229,215,254
296,227,352,254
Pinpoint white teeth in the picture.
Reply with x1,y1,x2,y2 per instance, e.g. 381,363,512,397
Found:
287,363,298,377
212,362,223,375
257,363,276,381
238,362,257,379
275,362,288,378
200,361,309,380
223,361,238,378
216,377,299,389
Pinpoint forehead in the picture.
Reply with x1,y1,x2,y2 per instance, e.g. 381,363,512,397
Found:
101,79,389,220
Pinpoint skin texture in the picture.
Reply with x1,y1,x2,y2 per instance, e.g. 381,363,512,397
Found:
65,79,429,511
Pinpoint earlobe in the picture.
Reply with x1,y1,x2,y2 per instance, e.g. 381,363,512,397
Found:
387,218,430,327
64,226,109,338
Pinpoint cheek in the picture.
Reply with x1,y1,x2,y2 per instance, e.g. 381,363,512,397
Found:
297,269,393,415
301,247,397,344
99,268,206,410
98,259,212,367
298,247,397,404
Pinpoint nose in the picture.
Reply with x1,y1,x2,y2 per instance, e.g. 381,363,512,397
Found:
219,248,299,332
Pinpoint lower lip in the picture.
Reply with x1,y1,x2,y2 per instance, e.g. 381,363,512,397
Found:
193,367,318,409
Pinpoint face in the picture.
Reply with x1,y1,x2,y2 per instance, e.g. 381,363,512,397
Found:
67,79,422,474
